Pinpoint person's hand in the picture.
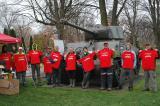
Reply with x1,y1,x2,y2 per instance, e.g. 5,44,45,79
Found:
54,59,58,62
28,64,31,69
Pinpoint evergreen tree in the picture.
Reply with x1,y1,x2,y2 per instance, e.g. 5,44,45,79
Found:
3,28,18,53
21,37,27,53
29,36,33,50
9,29,16,37
3,28,9,34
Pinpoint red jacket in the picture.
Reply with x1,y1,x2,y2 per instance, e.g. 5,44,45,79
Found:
0,53,12,70
13,54,27,72
65,53,77,71
28,50,43,64
78,52,95,72
121,50,136,70
50,51,62,69
139,49,158,71
98,48,114,68
43,57,53,74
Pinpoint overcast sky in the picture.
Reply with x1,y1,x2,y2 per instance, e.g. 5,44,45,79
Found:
0,0,150,34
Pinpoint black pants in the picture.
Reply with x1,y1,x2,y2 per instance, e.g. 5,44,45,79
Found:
31,64,40,82
16,71,26,85
68,71,76,79
101,68,113,89
82,71,91,87
46,73,52,85
52,69,59,85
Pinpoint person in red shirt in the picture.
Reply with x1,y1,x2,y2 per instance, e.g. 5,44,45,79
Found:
119,43,136,91
28,45,43,85
78,47,95,89
13,47,28,86
0,45,12,72
50,46,62,87
43,47,52,85
65,47,77,87
139,44,158,92
97,42,114,91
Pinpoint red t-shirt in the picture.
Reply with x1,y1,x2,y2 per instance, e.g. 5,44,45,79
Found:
78,52,95,72
14,54,27,72
28,50,43,64
121,51,135,70
43,57,53,74
50,51,62,69
65,53,77,71
98,48,114,68
0,53,12,70
139,49,158,71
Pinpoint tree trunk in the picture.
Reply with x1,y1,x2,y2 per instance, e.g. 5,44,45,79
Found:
153,28,160,48
111,0,118,25
99,0,108,26
56,24,65,40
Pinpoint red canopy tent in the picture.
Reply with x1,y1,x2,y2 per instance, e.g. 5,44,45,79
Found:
0,33,21,44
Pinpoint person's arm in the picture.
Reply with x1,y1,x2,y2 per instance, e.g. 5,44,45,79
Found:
111,49,115,58
132,51,137,69
48,56,55,64
154,49,159,59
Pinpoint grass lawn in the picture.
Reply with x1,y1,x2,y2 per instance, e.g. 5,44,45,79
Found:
1,65,160,106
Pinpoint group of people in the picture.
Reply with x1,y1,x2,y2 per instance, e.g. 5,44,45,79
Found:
0,42,159,92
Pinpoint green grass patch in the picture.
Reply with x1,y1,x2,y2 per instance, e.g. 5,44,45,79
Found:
1,62,160,106
0,77,160,106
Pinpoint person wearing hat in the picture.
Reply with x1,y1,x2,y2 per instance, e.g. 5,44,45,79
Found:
13,47,28,86
50,46,62,87
97,42,114,91
139,43,159,92
119,43,137,91
28,44,43,85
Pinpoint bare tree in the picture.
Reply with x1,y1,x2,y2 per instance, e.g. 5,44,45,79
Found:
111,0,128,25
0,2,18,30
98,0,128,26
23,0,95,40
99,0,108,26
143,0,160,48
122,0,141,46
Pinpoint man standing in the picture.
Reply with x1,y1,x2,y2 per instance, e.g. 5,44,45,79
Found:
65,48,77,87
139,44,158,92
78,47,95,89
97,42,114,91
50,46,62,87
119,43,136,91
14,47,28,86
28,46,43,85
43,47,53,85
